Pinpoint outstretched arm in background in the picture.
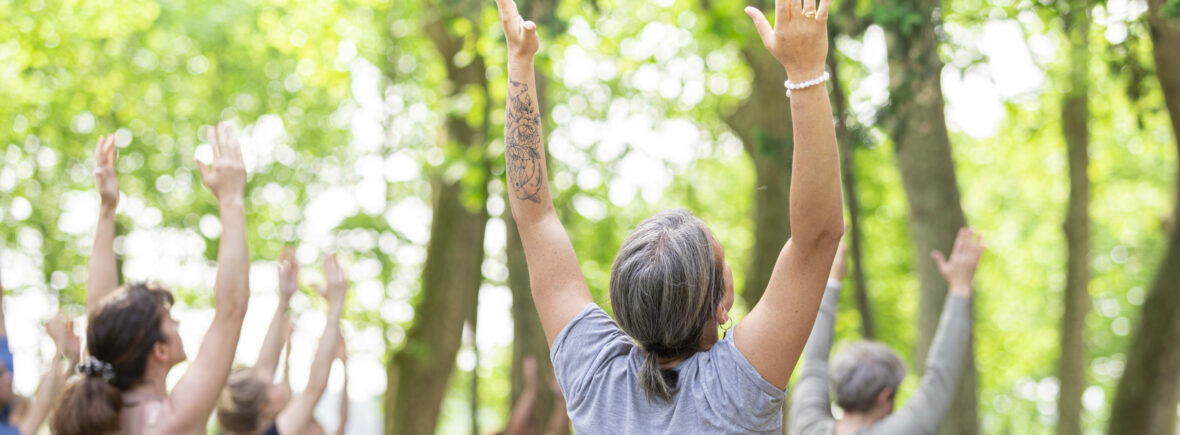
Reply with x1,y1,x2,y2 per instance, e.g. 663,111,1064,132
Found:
334,339,349,435
20,315,80,435
503,355,539,435
162,122,251,432
788,241,847,434
736,0,845,389
542,364,569,435
494,0,593,346
87,134,120,315
276,254,347,435
875,228,984,434
257,247,299,381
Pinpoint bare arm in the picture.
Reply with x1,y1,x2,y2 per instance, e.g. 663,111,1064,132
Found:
736,0,845,390
335,340,348,435
87,134,120,316
541,365,569,435
494,0,593,346
20,316,79,435
257,247,299,380
163,123,251,432
504,355,539,435
277,254,347,435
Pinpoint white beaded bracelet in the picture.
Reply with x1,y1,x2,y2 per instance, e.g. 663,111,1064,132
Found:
784,71,830,97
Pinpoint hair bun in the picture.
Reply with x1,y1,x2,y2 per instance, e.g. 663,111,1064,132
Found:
78,357,116,383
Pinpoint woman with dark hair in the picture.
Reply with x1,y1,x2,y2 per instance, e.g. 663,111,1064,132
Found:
494,0,843,431
788,229,984,435
51,123,251,435
217,252,348,435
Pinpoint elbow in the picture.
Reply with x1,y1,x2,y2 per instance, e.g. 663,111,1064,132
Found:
217,292,250,322
795,220,845,251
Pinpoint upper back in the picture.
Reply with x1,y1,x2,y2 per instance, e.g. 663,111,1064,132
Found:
551,303,786,435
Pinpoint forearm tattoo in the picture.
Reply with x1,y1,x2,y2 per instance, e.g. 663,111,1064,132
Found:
506,79,544,203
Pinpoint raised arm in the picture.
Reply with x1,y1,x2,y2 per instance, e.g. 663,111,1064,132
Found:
334,339,349,435
20,315,80,435
87,134,120,315
257,247,298,380
788,241,846,434
494,0,593,346
276,254,347,435
877,228,983,433
735,0,845,389
504,355,539,435
163,122,251,432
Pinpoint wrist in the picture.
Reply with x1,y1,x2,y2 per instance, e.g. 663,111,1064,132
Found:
948,285,972,297
218,196,245,209
784,66,827,83
99,203,118,216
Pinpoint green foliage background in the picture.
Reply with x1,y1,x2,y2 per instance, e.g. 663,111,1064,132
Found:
1,0,1176,433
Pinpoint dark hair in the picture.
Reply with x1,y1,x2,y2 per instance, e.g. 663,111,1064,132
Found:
609,209,726,402
216,367,269,434
51,283,174,435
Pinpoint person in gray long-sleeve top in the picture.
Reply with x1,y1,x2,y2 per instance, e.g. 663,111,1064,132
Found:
789,227,985,435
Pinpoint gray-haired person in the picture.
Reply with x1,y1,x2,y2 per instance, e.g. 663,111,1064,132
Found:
494,0,845,432
788,228,985,435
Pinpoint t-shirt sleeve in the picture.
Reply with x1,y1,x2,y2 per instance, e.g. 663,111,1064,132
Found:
549,303,631,406
0,337,11,378
704,330,788,432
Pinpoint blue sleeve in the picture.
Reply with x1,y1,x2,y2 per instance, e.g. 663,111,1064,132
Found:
549,303,631,407
701,329,787,432
0,337,11,380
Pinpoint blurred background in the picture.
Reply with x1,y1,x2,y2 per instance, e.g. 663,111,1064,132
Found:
2,0,1179,433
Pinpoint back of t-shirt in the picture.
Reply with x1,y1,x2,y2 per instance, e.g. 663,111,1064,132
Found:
550,303,787,434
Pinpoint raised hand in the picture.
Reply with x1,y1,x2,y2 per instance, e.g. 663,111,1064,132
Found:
931,228,986,297
315,254,348,309
47,315,81,362
495,0,539,61
94,134,119,207
278,246,299,301
744,0,831,80
196,122,247,202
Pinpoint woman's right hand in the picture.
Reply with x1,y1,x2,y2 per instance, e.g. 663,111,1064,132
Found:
278,246,299,302
744,0,831,80
94,134,119,208
317,254,348,309
196,122,247,203
495,0,540,62
932,228,986,297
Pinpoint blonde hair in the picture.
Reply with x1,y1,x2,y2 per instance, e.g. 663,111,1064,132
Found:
609,209,725,402
216,367,269,434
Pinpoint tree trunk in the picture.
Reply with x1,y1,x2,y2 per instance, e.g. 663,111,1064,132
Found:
385,8,491,435
1056,2,1090,434
1107,0,1180,432
828,31,874,339
726,46,794,310
878,3,977,434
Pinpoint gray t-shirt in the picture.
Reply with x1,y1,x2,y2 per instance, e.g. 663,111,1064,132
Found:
550,303,787,434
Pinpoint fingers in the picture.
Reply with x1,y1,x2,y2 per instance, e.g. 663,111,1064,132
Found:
931,250,948,269
788,0,802,20
105,134,117,163
494,0,519,22
209,124,222,159
522,20,536,32
803,0,817,15
816,0,831,20
94,136,106,166
744,7,775,48
195,159,211,182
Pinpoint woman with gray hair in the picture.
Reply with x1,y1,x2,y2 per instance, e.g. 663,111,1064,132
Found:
495,0,844,432
788,228,985,435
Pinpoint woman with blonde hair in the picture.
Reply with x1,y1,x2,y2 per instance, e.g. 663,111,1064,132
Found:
494,0,844,431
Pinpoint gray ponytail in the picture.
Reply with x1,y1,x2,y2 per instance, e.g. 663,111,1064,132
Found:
610,209,726,403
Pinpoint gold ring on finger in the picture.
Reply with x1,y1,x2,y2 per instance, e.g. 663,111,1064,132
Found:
803,9,816,18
